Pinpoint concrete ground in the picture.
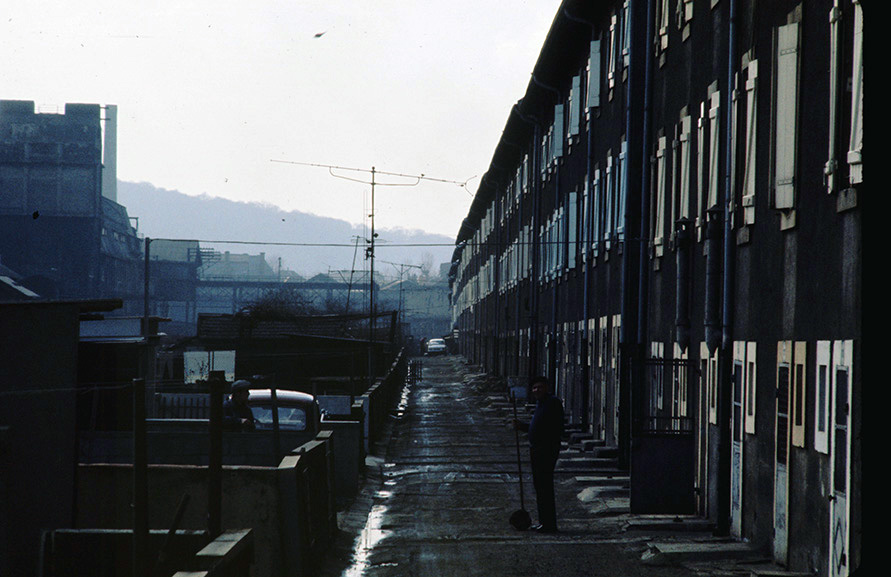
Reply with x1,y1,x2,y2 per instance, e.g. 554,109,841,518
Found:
318,356,792,577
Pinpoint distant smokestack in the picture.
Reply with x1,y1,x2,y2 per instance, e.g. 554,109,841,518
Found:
102,104,118,202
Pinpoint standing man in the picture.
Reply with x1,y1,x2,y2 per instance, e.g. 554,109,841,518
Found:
223,379,256,431
515,375,564,532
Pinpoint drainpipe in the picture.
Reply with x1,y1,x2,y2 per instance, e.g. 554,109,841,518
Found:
716,0,739,538
619,0,643,468
564,2,597,432
512,103,543,380
531,74,562,387
636,0,656,441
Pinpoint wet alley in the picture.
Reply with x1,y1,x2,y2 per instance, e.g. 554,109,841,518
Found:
317,356,773,577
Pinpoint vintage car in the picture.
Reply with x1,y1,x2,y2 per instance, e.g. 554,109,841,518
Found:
425,338,448,356
247,388,321,432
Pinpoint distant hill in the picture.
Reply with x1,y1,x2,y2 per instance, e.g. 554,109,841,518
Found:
116,181,456,279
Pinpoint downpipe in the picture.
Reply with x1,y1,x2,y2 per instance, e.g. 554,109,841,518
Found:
716,0,739,537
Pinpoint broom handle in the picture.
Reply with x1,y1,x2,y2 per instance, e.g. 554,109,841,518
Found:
512,393,525,510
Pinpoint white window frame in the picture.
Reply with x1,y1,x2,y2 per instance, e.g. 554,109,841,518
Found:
652,341,665,412
743,342,758,435
674,343,689,419
707,345,718,425
815,341,831,454
791,341,806,448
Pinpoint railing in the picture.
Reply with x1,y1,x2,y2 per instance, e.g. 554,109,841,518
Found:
408,359,423,384
636,415,695,434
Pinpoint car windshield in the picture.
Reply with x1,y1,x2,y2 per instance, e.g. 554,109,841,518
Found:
429,339,445,346
251,405,307,431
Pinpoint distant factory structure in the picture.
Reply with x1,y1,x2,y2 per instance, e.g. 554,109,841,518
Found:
0,99,449,340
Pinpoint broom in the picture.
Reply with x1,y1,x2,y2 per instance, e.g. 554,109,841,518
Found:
509,391,532,530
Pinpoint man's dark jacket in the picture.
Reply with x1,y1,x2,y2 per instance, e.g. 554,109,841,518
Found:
527,393,564,454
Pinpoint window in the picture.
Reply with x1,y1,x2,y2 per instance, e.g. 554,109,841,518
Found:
652,342,665,412
605,153,614,249
677,0,694,38
741,58,758,225
705,344,718,425
707,89,721,211
831,340,853,494
653,135,668,257
815,341,831,454
608,13,618,93
553,103,565,161
733,341,756,439
568,189,578,269
847,2,863,185
569,75,581,138
674,343,689,419
696,100,707,240
582,178,590,263
588,39,602,110
592,167,601,257
622,0,631,68
616,138,627,241
676,115,692,236
745,342,757,434
774,21,800,211
656,0,671,56
791,342,806,448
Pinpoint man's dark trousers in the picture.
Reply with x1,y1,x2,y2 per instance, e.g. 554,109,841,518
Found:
531,446,559,530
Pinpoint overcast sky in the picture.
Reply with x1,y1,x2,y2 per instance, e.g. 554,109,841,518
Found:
2,1,559,238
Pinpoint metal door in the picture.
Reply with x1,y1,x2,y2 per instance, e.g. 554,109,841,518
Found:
774,341,791,563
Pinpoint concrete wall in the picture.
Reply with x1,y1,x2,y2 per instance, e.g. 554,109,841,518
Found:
76,435,335,577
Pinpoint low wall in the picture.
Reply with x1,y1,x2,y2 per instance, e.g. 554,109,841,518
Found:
42,529,211,577
76,435,334,577
360,350,407,451
42,528,254,577
79,430,318,467
319,420,363,504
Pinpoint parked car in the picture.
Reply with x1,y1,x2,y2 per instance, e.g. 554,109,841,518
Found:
248,389,321,433
425,338,448,356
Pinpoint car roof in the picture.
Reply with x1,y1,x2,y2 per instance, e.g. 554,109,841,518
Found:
428,338,445,343
247,389,316,405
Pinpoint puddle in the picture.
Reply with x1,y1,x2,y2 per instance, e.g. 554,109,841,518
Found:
342,502,392,577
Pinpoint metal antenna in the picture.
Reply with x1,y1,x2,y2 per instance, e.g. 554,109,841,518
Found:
271,160,477,387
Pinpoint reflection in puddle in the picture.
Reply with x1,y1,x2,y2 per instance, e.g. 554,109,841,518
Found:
342,501,392,577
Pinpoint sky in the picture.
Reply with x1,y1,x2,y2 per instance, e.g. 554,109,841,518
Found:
2,1,560,239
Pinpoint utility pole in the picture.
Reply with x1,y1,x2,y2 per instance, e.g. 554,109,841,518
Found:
270,159,475,389
379,259,423,331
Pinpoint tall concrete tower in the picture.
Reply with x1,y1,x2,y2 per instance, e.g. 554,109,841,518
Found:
101,104,117,202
